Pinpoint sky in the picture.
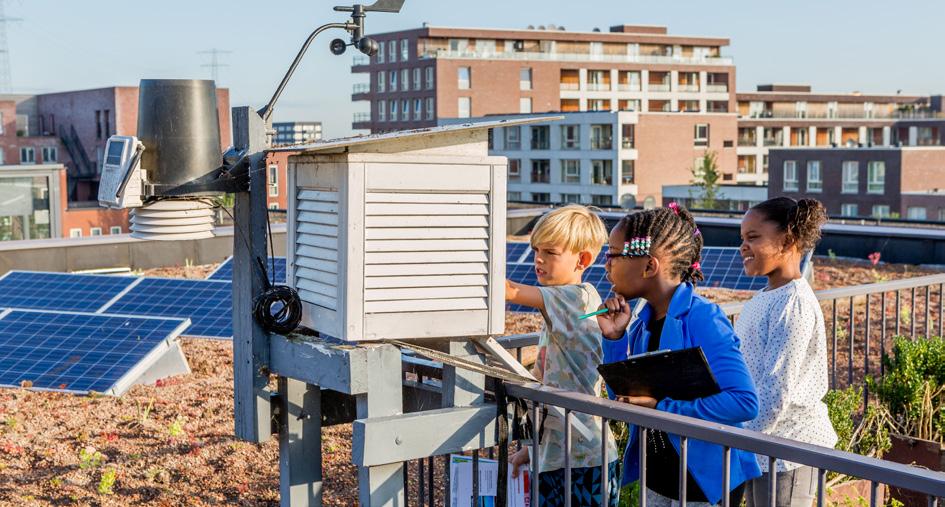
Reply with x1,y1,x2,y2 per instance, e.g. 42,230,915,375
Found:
9,0,945,139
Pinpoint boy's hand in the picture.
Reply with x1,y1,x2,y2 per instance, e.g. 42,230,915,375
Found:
597,295,632,340
505,279,518,302
510,447,530,478
616,395,658,409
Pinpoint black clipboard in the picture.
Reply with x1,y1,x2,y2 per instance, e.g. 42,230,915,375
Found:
597,346,721,401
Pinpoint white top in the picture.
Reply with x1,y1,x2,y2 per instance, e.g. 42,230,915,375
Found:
735,277,838,472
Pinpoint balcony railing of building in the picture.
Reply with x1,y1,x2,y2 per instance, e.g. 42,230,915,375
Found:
586,83,611,92
763,137,782,146
421,49,734,66
352,83,370,94
677,84,700,92
352,112,371,123
706,84,729,93
648,84,671,92
742,110,945,120
559,82,581,91
352,55,369,67
394,272,945,507
738,135,757,146
617,83,642,92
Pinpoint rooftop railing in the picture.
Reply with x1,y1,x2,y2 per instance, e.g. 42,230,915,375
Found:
422,49,734,66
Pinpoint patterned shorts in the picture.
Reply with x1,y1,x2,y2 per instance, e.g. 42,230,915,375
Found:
539,460,620,507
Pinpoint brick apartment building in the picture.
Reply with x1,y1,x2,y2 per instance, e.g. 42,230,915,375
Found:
444,110,738,207
0,86,231,238
768,144,945,220
736,84,943,185
351,24,736,132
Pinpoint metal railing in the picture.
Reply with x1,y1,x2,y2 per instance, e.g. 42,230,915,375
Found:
352,55,369,66
352,112,371,123
559,82,580,91
617,84,642,92
678,84,700,92
706,84,729,93
586,83,612,92
422,49,734,66
352,82,370,94
647,84,671,92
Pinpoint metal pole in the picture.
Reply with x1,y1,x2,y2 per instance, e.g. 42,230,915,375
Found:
881,292,887,377
679,436,688,507
926,285,932,338
639,427,648,507
722,446,731,507
817,469,826,507
564,410,572,507
531,403,541,507
912,287,917,337
896,290,902,336
865,293,871,406
601,418,610,507
767,456,777,507
831,299,838,388
848,296,855,387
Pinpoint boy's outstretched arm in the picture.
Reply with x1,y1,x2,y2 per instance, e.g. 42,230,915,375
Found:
505,279,545,312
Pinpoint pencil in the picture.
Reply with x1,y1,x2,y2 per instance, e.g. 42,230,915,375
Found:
579,308,609,320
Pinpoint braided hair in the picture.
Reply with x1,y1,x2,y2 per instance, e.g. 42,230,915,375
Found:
616,203,704,284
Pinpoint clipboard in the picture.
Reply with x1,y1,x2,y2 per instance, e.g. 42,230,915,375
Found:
597,346,721,401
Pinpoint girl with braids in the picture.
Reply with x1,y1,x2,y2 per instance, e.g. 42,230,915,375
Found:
597,203,761,507
736,197,837,507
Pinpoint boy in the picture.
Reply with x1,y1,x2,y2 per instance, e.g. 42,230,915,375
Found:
506,204,620,507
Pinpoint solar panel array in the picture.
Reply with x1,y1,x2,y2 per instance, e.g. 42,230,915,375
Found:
102,278,232,339
0,271,138,313
0,309,188,395
208,256,287,284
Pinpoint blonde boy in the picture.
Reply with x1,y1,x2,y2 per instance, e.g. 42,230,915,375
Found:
506,204,620,507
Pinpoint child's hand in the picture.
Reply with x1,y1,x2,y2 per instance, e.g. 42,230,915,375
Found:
616,395,659,409
597,295,632,340
505,279,518,302
510,447,530,478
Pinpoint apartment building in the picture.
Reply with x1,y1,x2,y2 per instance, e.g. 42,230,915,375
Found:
273,121,323,146
351,24,736,132
0,86,232,238
443,110,738,207
735,84,943,186
768,146,945,220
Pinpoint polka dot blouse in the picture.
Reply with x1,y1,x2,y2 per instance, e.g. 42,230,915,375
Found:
734,277,838,472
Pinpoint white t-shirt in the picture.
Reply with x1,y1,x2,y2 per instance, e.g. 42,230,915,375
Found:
735,277,838,472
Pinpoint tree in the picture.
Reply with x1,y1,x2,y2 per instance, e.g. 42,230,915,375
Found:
690,151,724,210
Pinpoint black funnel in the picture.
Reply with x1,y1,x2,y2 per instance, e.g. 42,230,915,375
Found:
137,79,222,194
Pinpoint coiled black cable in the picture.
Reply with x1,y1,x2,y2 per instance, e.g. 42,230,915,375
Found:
253,284,303,335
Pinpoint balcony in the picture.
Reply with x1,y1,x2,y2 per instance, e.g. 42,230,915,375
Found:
586,83,611,92
352,112,372,128
762,137,782,147
559,83,580,91
648,84,670,92
738,135,757,147
706,84,728,93
352,83,370,100
420,49,734,66
677,84,700,93
617,83,641,92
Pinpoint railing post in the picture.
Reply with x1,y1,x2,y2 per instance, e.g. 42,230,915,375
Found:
722,446,731,507
601,418,610,507
767,456,777,507
926,285,932,338
817,468,826,507
679,436,689,507
564,410,572,507
881,292,888,377
848,296,855,387
531,402,541,507
870,481,880,507
911,287,917,337
865,293,872,406
896,290,902,336
939,284,944,338
639,427,648,507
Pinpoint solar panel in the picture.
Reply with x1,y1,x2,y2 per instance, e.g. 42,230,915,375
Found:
506,243,529,264
208,256,287,284
0,271,138,313
0,309,188,395
102,278,232,339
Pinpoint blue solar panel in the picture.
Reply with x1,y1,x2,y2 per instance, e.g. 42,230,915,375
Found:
506,243,529,264
0,271,138,313
103,278,232,339
208,257,287,284
699,247,767,291
0,309,188,394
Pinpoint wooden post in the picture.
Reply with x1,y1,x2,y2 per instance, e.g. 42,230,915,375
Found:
278,377,322,506
356,343,406,506
231,106,271,443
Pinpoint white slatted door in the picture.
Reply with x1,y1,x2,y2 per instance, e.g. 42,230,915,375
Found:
363,192,491,315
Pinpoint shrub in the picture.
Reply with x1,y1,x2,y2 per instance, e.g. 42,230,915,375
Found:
869,336,945,444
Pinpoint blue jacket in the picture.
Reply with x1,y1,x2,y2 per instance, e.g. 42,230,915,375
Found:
602,283,762,504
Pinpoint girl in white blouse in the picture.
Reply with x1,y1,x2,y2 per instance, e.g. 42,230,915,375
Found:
735,197,838,507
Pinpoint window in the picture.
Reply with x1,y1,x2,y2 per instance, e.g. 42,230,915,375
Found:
841,204,858,217
377,41,386,63
560,125,580,150
377,71,386,93
867,161,885,194
20,147,35,164
504,126,521,150
939,209,945,222
400,38,409,61
378,100,387,121
530,126,550,150
268,165,279,196
508,191,522,201
449,38,468,52
390,71,397,91
90,227,102,236
41,146,58,163
842,161,859,193
561,193,581,203
413,68,421,91
621,160,635,184
561,159,580,183
532,192,551,203
530,159,551,183
457,97,471,118
425,67,434,89
388,40,397,62
590,124,612,150
520,68,532,90
907,207,927,220
400,69,409,91
413,99,422,120
458,67,471,89
592,194,613,206
69,228,82,238
519,97,532,114
95,110,101,139
269,203,279,210
110,226,122,235
425,97,434,120
782,161,798,191
872,205,891,218
508,159,521,182
104,110,110,137
694,124,710,147
401,100,408,118
806,161,822,192
621,124,635,149
591,160,613,185
390,100,398,121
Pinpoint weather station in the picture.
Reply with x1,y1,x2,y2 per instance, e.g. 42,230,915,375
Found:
95,1,549,506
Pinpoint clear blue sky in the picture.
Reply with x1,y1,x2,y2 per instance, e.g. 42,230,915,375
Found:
10,0,945,138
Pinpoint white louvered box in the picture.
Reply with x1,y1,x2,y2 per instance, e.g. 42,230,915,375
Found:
282,120,542,342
